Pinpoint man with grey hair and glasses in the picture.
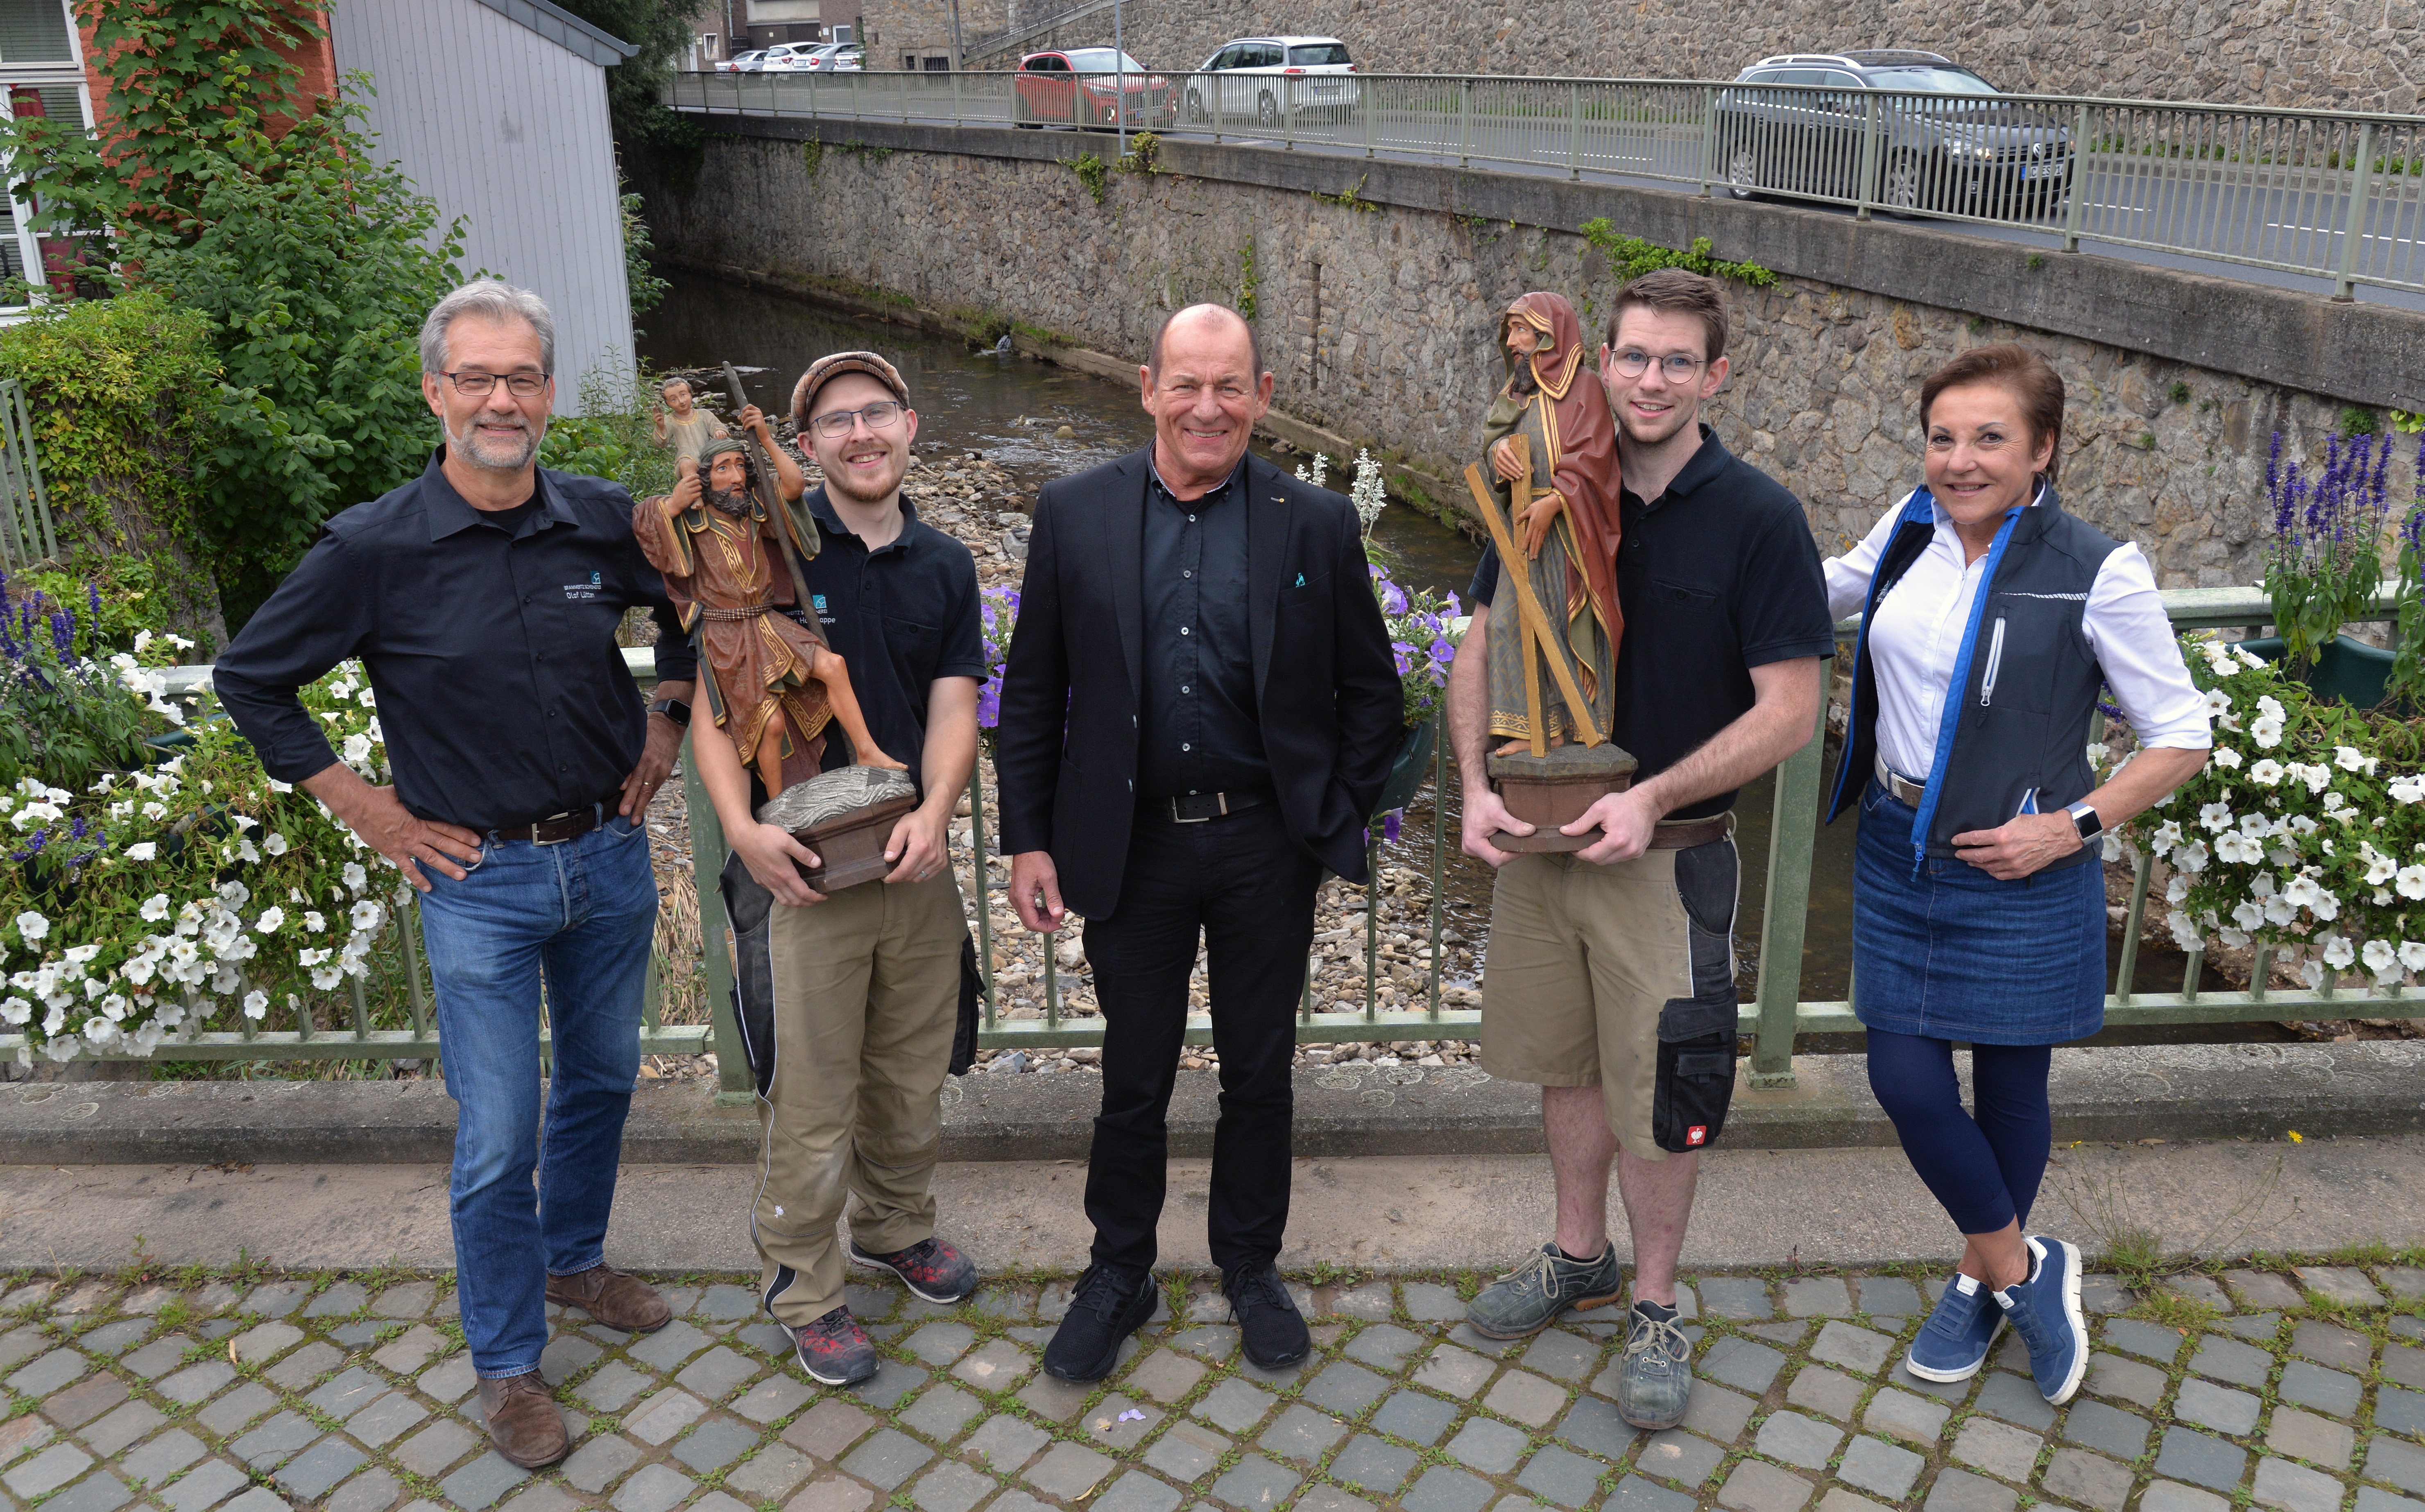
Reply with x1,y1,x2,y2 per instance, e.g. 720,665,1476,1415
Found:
216,278,695,1469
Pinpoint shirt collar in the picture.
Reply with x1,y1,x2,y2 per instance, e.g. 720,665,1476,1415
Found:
1628,423,1733,513
1148,453,1245,505
808,486,922,557
422,448,573,542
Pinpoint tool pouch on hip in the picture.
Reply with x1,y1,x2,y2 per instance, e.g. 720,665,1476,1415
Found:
1652,836,1741,1153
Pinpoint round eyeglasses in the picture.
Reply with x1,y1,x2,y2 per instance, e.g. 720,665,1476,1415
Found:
1608,350,1707,381
808,400,907,439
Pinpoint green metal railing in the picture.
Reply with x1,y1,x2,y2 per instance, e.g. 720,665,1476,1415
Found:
0,378,53,570
20,584,2421,1095
668,70,2425,298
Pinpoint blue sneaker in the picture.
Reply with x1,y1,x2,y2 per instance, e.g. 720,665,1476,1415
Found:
1993,1235,2089,1404
1907,1272,2004,1382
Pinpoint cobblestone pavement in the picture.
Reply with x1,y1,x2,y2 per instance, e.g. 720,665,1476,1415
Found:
6,1259,2425,1512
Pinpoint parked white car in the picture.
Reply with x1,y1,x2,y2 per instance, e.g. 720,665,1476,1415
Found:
797,42,864,71
718,49,767,72
1183,36,1361,129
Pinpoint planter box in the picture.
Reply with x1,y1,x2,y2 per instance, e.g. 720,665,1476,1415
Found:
1372,720,1436,817
2237,633,2401,711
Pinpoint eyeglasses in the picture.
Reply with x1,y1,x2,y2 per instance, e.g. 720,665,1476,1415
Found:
1608,349,1707,381
442,371,549,399
808,400,906,439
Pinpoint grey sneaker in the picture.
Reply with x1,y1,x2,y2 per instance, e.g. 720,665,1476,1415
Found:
1466,1241,1626,1340
1614,1302,1695,1429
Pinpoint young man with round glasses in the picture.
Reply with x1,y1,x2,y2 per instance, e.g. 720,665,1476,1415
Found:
1448,269,1835,1430
690,350,988,1386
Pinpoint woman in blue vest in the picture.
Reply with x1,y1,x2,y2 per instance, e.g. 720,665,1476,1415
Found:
1823,344,2209,1405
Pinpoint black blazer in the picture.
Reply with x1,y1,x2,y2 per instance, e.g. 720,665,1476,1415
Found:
994,447,1404,919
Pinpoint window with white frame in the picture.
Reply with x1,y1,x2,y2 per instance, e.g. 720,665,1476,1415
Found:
0,0,94,313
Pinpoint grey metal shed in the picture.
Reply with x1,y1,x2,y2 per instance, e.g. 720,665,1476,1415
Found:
334,0,640,414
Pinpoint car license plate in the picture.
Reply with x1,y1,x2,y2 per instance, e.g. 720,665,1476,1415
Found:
2027,161,2059,178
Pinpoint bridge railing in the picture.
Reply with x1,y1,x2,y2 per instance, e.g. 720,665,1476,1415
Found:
22,587,2419,1099
668,70,2425,298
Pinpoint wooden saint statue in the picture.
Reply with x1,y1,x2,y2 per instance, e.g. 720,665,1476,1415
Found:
653,375,729,464
632,425,906,799
1476,292,1625,755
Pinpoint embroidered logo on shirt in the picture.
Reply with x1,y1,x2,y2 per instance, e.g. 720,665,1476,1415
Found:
562,573,601,602
1295,573,1306,587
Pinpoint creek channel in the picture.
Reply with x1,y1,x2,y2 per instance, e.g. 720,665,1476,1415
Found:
643,273,2291,1051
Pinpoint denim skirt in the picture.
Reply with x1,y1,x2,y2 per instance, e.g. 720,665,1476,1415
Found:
1851,779,2107,1045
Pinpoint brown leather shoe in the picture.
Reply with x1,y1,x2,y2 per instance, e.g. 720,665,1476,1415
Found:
545,1263,672,1333
477,1372,567,1468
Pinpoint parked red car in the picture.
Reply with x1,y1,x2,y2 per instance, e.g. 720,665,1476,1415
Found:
1012,48,1173,131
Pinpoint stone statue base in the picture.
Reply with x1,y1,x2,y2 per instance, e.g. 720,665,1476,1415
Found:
1486,743,1638,852
757,765,920,892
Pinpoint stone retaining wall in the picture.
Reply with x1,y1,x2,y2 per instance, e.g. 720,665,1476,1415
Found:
922,0,2425,113
638,129,2419,589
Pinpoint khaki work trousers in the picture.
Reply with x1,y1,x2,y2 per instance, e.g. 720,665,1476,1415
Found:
753,871,963,1327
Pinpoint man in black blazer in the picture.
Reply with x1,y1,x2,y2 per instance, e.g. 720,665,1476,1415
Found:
996,303,1402,1379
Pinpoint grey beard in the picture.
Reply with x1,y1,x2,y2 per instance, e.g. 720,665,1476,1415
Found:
705,484,752,518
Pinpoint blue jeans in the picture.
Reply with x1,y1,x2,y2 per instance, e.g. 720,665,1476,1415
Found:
420,811,657,1378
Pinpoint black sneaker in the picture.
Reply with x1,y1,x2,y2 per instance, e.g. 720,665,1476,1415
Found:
1042,1263,1157,1382
791,1306,878,1386
1223,1262,1310,1371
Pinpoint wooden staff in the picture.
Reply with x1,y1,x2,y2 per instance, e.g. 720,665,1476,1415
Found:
1464,445,1605,749
721,361,822,615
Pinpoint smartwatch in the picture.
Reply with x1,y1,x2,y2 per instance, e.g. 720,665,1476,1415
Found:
2067,800,2102,841
649,697,692,729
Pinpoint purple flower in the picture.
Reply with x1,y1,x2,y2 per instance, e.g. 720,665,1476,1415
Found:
48,607,71,660
1429,636,1456,667
1445,590,1462,617
1378,579,1408,616
1382,810,1402,843
976,674,1003,729
1392,647,1412,678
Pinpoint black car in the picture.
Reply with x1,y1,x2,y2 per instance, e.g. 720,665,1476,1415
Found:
1714,51,2072,218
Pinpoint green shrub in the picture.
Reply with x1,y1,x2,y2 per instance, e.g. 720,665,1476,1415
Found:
0,288,224,643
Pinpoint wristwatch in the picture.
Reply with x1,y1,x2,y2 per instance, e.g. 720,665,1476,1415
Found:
2067,799,2103,840
649,697,692,729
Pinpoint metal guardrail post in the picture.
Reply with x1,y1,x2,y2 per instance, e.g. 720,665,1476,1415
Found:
2113,849,2153,1002
969,764,996,1025
2063,103,2090,251
853,70,863,122
1698,88,1717,196
952,67,960,127
1748,677,1827,1086
1362,80,1374,158
1567,83,1583,179
1855,93,1879,220
1285,75,1295,151
681,733,754,1106
1458,79,1470,168
2334,119,2377,299
1427,714,1445,1019
1364,831,1381,1021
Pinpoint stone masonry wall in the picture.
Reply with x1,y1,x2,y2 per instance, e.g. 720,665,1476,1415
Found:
639,134,2419,589
935,0,2424,113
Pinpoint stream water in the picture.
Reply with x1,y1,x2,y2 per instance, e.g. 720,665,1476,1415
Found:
641,274,2277,1047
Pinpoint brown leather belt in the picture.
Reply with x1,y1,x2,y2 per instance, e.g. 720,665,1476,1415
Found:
487,802,612,846
1649,811,1735,850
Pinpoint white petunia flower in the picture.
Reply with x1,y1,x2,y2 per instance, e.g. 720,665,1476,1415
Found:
2166,874,2192,905
2366,852,2397,886
2213,747,2244,770
2154,820,2185,849
342,862,368,893
2398,865,2425,900
2402,942,2425,971
122,841,156,862
242,989,269,1020
349,900,385,933
2321,933,2357,970
2300,958,2327,989
2364,938,2400,980
2203,688,2233,717
2392,777,2425,804
2285,874,2323,908
303,911,326,933
2251,717,2284,749
342,733,374,766
217,880,250,907
2200,801,2234,832
2232,900,2266,930
2336,745,2368,772
2173,840,2211,874
2167,910,2201,951
2219,928,2251,948
254,907,285,935
263,833,288,857
0,997,27,1025
2250,759,2285,786
13,911,45,943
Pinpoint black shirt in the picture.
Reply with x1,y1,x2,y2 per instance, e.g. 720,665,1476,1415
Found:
215,451,698,830
788,487,986,805
1471,425,1835,820
1137,458,1264,800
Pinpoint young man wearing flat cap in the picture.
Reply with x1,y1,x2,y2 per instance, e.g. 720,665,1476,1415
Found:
689,351,988,1385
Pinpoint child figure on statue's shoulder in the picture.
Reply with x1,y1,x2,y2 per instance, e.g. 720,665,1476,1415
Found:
654,376,729,463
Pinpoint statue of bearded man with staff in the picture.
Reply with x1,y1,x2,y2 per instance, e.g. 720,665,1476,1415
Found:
632,417,905,796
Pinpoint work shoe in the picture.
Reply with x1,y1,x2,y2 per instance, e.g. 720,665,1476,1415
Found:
1465,1240,1626,1340
1993,1235,2089,1405
1042,1263,1158,1382
1613,1300,1695,1430
1906,1272,2005,1382
1223,1263,1311,1371
849,1235,980,1305
791,1306,879,1386
546,1263,672,1334
476,1372,568,1468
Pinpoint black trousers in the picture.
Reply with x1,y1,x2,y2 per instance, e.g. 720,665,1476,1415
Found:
1080,801,1322,1273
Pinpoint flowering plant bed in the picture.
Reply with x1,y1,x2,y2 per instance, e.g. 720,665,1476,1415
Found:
2123,632,2425,987
0,583,413,1062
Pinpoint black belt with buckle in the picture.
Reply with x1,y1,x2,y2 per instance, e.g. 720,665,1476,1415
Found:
1150,786,1275,824
487,800,614,846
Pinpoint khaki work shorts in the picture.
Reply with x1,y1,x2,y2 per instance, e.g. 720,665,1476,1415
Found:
1479,831,1742,1160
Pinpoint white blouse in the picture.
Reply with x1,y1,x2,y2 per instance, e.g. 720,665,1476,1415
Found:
1823,489,2212,782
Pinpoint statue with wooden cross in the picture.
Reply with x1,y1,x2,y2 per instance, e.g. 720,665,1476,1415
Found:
1462,292,1636,850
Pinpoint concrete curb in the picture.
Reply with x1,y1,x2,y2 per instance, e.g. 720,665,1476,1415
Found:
5,1039,2418,1165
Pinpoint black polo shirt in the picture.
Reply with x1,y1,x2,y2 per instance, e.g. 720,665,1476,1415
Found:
783,487,986,804
215,451,697,831
1138,457,1264,800
1471,425,1834,820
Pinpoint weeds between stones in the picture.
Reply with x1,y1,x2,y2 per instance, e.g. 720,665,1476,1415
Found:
2049,1144,2284,1284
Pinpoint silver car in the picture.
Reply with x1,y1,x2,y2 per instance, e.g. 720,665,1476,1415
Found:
1182,35,1361,129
